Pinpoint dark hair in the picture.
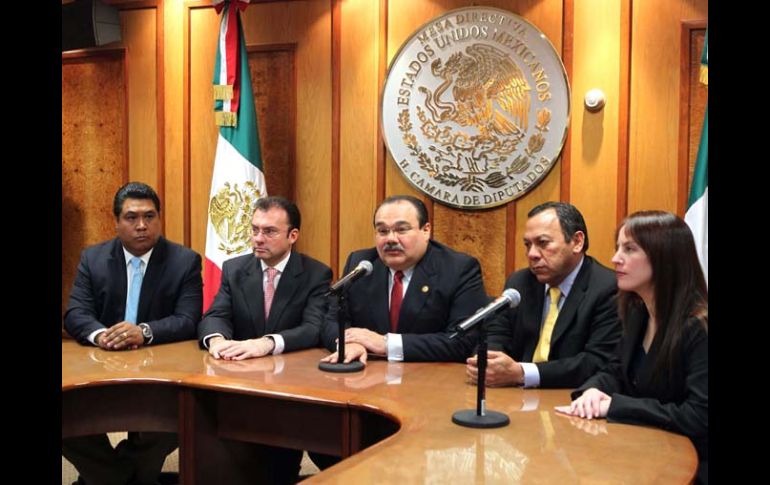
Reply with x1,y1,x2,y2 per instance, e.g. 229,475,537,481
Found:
374,195,429,228
254,196,301,230
528,201,589,252
617,211,708,387
113,182,161,219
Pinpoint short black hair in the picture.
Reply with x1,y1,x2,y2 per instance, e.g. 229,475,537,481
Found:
528,201,589,252
254,196,301,230
374,195,429,228
113,182,161,219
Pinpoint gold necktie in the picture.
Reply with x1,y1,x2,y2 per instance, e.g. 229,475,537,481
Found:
533,287,562,363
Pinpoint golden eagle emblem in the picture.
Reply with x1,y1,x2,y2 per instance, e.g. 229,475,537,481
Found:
209,181,262,255
421,44,531,138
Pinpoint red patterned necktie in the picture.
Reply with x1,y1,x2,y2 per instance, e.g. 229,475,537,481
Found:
264,267,279,319
390,270,404,333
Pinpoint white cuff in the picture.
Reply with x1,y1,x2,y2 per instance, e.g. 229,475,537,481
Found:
87,328,107,346
265,334,285,354
386,333,404,361
521,362,541,388
203,333,225,349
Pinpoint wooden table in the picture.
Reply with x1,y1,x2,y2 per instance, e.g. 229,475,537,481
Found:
62,340,697,483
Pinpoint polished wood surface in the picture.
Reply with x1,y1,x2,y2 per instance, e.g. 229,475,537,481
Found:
63,339,697,483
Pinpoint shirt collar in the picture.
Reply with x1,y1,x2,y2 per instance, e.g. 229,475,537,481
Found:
122,246,153,268
389,266,414,282
260,250,292,274
545,255,584,298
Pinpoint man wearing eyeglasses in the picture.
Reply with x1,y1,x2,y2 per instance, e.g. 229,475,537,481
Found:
198,196,332,361
197,196,332,484
320,194,489,365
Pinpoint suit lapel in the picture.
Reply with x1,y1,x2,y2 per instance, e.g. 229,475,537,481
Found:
109,239,128,320
621,308,647,385
521,274,545,361
137,238,167,323
240,257,266,336
398,250,435,333
266,252,301,333
550,257,591,348
367,259,391,334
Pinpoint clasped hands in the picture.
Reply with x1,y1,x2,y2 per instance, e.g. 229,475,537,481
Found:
320,327,387,365
96,322,143,350
208,336,276,360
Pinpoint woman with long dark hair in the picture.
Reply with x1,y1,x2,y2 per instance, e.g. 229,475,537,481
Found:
556,211,708,483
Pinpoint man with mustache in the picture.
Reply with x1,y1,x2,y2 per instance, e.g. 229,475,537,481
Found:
466,201,621,389
320,195,489,365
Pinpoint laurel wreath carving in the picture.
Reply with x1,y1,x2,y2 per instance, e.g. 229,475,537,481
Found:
398,107,552,192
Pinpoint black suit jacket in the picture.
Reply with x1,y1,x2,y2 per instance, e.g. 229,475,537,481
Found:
64,237,203,345
198,251,332,352
487,255,620,388
573,308,708,482
321,240,489,362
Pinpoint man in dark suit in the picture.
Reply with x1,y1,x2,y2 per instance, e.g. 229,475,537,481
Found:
198,196,332,484
63,182,202,485
199,195,332,359
320,195,489,365
466,201,620,389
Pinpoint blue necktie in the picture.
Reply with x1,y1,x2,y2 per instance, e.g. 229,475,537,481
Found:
124,257,143,323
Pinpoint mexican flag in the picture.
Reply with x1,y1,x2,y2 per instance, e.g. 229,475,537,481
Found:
203,0,266,311
685,30,707,285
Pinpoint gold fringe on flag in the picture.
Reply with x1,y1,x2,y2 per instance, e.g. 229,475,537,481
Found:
213,84,234,101
215,111,238,127
699,65,708,86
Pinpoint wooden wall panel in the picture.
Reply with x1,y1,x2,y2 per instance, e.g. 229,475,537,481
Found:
163,0,186,244
62,0,710,323
188,2,332,266
383,0,563,294
338,0,381,273
628,0,708,214
682,27,707,214
188,6,220,257
122,8,159,189
569,0,621,267
246,2,332,265
62,53,127,317
248,47,297,201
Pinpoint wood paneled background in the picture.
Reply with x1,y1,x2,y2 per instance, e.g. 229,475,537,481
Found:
62,0,708,313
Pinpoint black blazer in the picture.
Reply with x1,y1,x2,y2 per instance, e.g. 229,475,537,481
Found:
198,251,332,352
321,240,489,362
487,255,621,388
573,308,708,482
64,237,203,345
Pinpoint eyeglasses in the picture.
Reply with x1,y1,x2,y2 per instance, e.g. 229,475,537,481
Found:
375,225,414,238
252,227,287,239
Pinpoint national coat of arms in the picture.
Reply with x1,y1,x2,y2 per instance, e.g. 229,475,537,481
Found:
382,7,570,209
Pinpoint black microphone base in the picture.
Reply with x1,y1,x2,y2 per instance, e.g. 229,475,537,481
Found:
452,409,510,428
318,361,365,373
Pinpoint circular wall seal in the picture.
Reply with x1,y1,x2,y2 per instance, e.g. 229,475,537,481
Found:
382,6,570,209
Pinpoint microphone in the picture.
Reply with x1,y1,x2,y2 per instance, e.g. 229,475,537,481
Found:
327,260,373,295
449,288,521,338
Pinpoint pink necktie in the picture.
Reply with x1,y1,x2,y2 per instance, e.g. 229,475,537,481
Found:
264,267,279,319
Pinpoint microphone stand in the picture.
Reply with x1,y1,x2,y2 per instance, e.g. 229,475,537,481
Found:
452,317,509,428
319,290,364,373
